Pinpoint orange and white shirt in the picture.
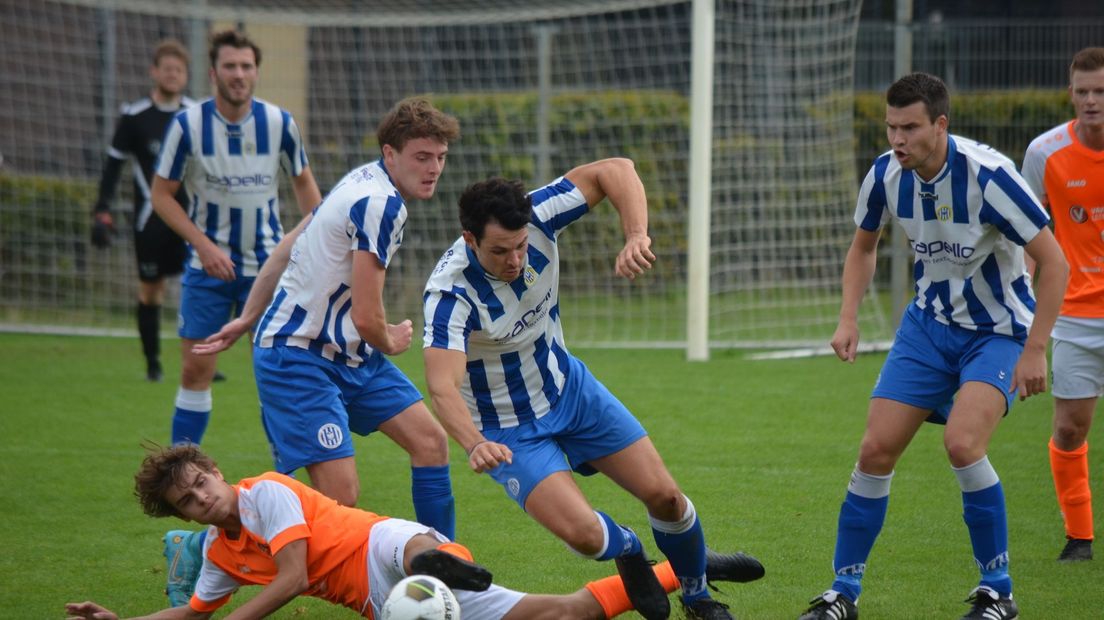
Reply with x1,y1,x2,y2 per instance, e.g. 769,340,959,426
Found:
1023,120,1104,320
189,472,388,616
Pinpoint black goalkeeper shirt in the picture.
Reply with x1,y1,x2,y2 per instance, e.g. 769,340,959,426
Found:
95,95,196,231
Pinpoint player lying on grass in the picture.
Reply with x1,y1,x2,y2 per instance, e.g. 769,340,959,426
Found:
66,445,763,620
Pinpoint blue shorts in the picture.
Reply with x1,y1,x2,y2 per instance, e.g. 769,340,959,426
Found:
178,266,254,340
874,304,1022,424
482,356,647,510
253,344,423,473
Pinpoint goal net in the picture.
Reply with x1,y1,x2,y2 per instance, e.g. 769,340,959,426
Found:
0,0,876,349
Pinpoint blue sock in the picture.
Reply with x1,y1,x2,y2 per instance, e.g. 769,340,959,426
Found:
411,465,455,540
171,387,211,445
830,468,893,603
650,495,708,603
594,510,642,560
955,457,1011,596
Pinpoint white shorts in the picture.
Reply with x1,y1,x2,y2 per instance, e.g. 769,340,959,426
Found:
366,519,525,620
1052,338,1104,400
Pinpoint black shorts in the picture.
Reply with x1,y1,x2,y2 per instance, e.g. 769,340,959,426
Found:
134,214,187,282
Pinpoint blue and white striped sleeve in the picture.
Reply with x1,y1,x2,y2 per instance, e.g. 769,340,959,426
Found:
979,163,1049,246
155,112,191,181
853,156,890,232
349,194,405,267
280,111,309,177
423,287,476,353
530,177,589,240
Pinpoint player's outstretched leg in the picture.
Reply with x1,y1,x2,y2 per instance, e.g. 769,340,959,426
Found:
409,547,492,592
163,529,205,606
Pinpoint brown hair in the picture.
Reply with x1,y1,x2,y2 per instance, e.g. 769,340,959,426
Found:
152,39,189,68
134,444,218,519
376,96,460,153
886,72,950,123
1070,47,1104,80
208,29,261,68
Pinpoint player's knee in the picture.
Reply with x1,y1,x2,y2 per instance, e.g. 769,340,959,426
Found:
857,439,898,474
1053,420,1089,448
317,477,360,507
407,425,449,463
943,435,985,467
640,486,683,521
561,521,606,556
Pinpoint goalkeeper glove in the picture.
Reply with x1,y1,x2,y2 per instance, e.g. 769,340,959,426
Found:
91,211,115,249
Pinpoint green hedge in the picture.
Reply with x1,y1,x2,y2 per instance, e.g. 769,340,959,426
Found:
0,90,1074,311
0,173,97,311
400,91,691,290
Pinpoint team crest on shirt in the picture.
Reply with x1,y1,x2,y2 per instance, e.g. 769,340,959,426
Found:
245,142,256,155
523,265,538,287
937,205,952,221
1069,205,1088,223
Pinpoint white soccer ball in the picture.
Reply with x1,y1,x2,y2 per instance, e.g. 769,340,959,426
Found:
381,574,460,620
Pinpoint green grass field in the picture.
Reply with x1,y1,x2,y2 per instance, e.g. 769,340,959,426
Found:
1,333,1100,619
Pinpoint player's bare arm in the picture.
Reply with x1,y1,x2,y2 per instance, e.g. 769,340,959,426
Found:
291,166,322,216
151,175,235,281
221,539,309,619
831,227,881,363
565,158,656,279
193,215,313,356
350,250,410,355
1011,226,1069,399
64,600,210,620
424,347,513,473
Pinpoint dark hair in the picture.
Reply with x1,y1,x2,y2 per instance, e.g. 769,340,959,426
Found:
208,30,261,68
134,444,218,519
886,72,949,123
458,178,532,242
376,96,460,154
1071,47,1104,80
152,39,189,68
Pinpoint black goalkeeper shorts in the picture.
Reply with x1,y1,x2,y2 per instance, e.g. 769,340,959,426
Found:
134,214,187,282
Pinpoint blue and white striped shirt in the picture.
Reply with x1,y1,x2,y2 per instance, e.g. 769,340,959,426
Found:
155,97,309,277
254,160,405,366
423,177,587,430
856,135,1049,337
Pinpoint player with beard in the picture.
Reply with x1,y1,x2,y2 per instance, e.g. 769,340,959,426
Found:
149,29,321,607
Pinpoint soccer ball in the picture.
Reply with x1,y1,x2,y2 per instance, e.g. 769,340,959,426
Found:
381,574,460,620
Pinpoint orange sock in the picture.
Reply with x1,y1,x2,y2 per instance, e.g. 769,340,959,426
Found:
435,541,475,562
1049,438,1094,540
583,561,679,618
